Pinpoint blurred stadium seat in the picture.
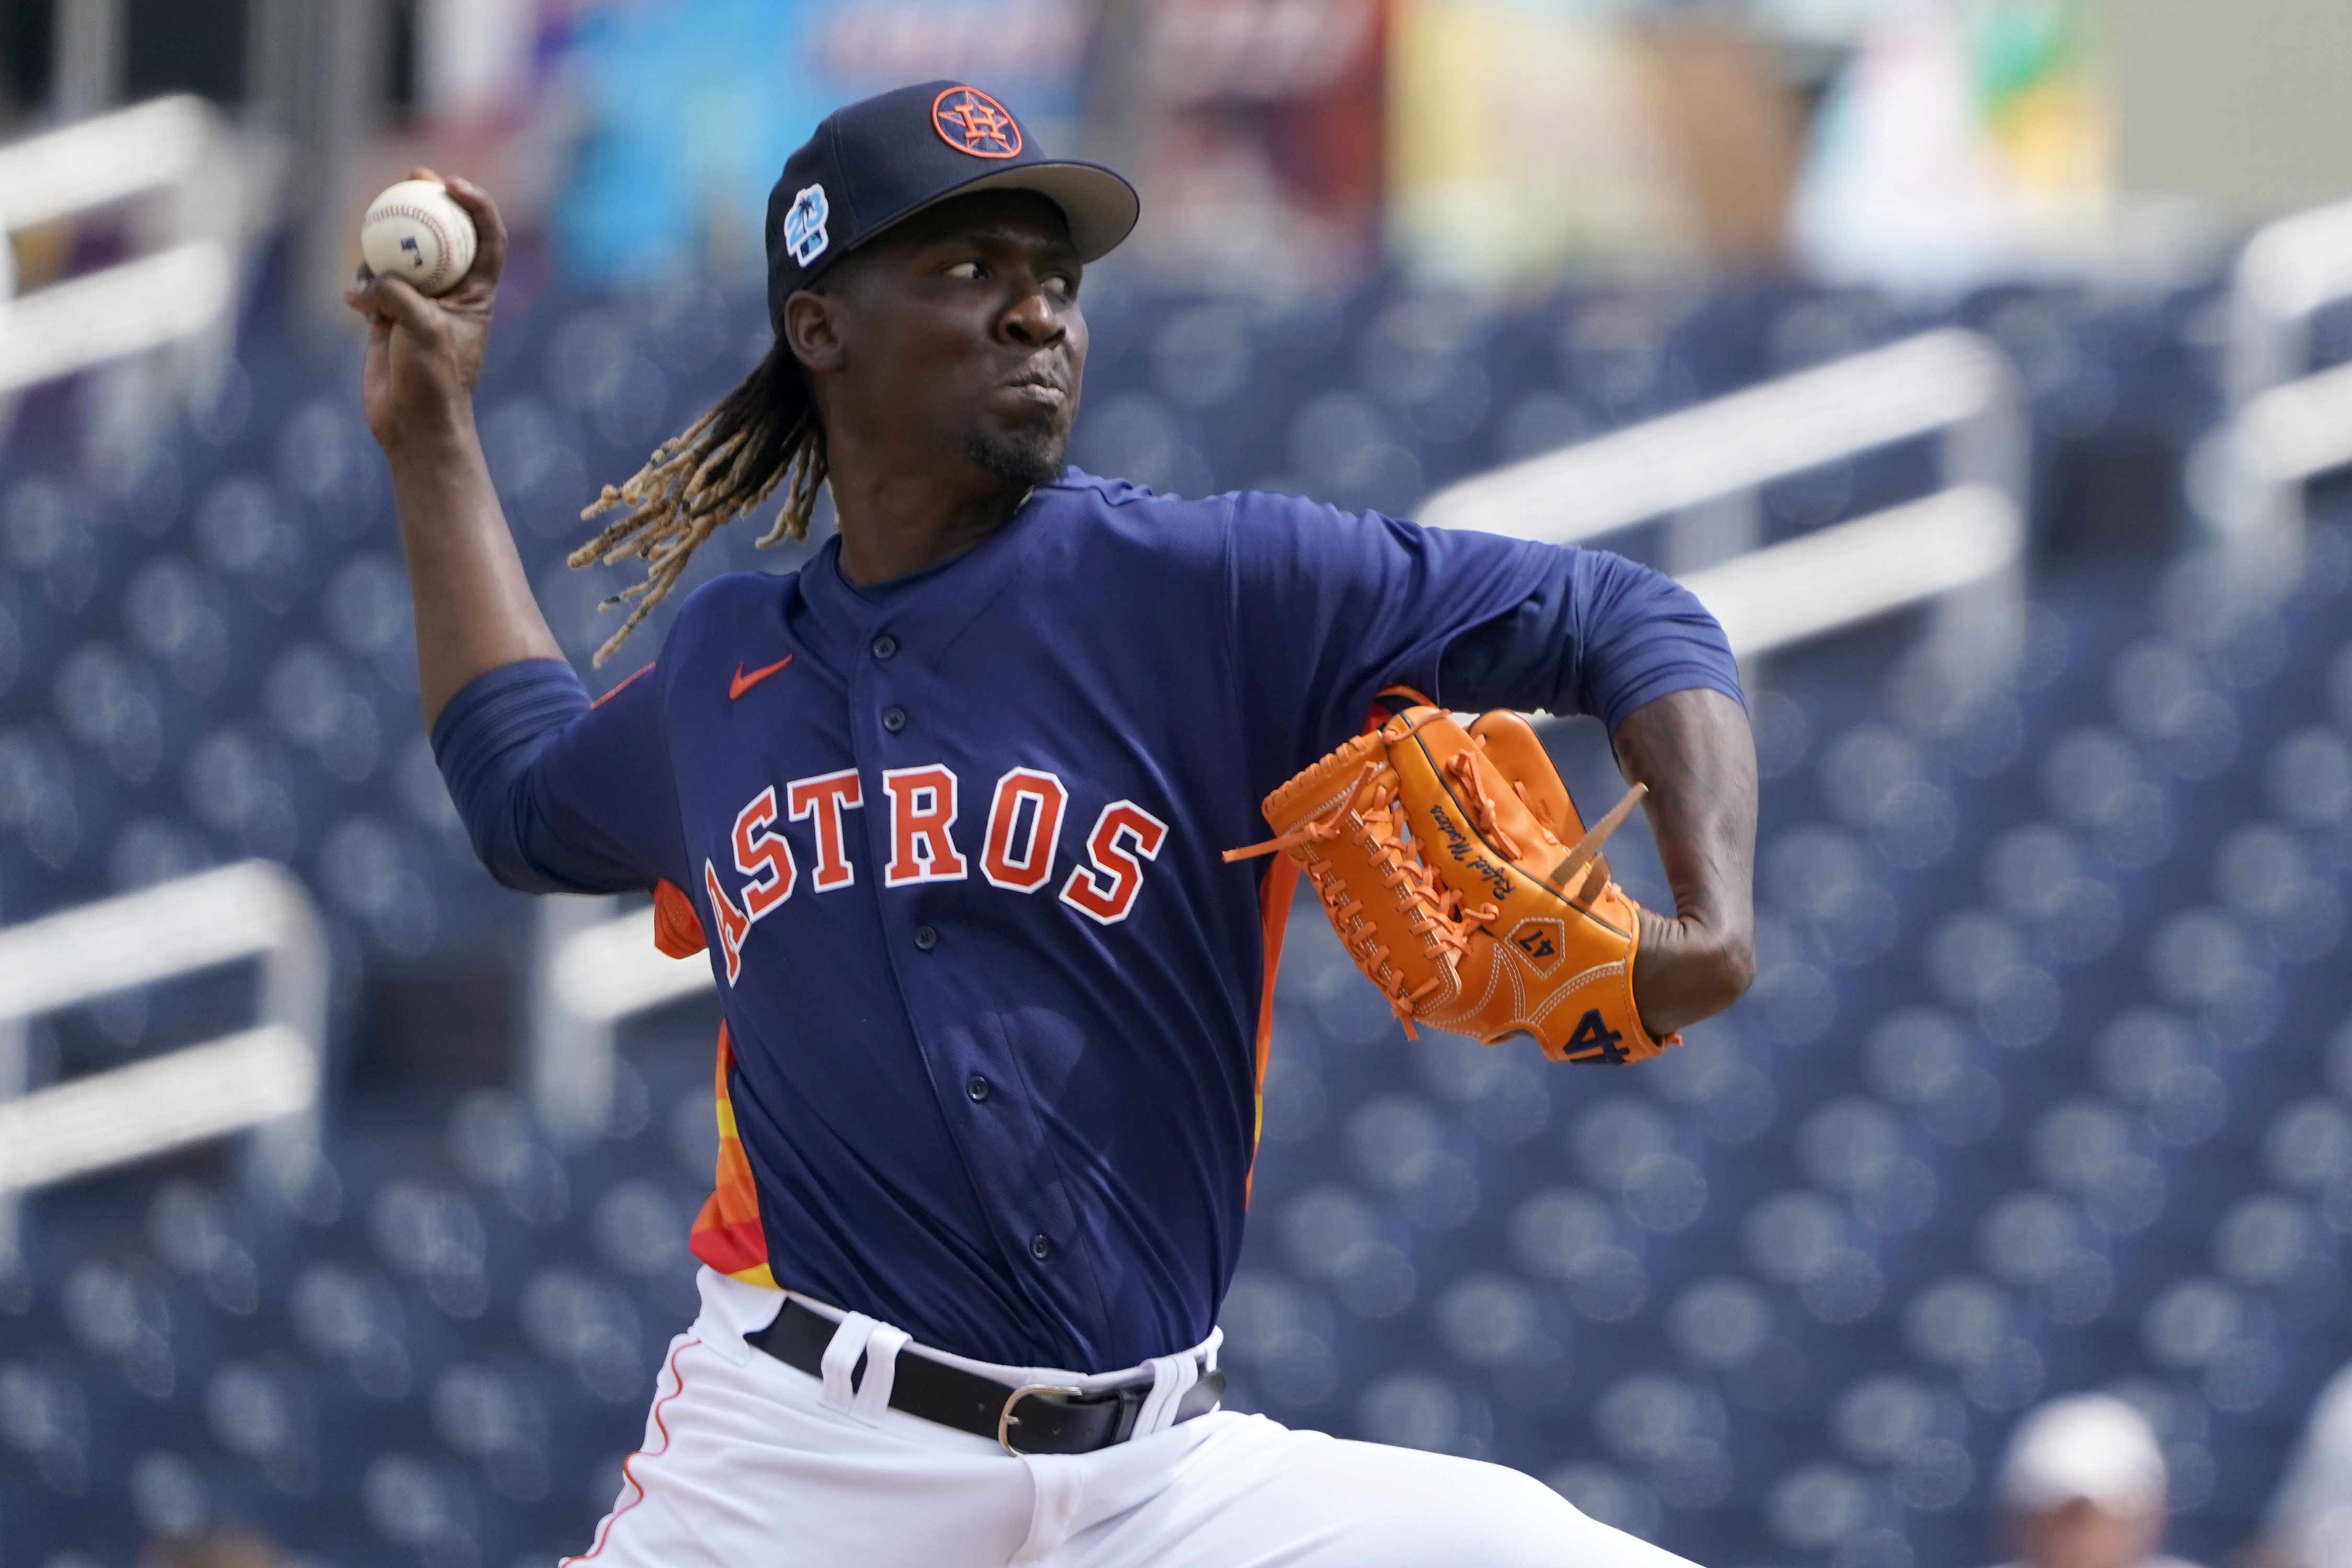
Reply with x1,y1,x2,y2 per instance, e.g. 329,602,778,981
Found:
3,241,2350,1568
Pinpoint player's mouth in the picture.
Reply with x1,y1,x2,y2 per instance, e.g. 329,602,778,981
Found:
1002,371,1070,410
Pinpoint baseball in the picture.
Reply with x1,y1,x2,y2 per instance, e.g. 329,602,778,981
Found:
361,178,479,297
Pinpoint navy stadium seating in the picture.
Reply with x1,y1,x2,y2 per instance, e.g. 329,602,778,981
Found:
3,265,2349,1568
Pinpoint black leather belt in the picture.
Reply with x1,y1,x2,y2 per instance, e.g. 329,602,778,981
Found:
746,1300,1225,1456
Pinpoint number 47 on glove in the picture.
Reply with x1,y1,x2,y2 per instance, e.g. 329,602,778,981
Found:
1225,700,1679,1065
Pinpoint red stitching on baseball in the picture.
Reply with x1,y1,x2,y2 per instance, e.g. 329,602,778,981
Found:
374,201,463,292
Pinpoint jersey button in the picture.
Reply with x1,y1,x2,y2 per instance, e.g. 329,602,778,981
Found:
872,635,898,661
966,1075,990,1102
913,925,938,951
882,706,907,733
1029,1232,1052,1261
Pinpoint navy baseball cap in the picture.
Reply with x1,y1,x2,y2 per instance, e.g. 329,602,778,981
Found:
763,82,1139,330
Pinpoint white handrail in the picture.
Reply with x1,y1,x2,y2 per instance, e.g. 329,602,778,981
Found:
0,862,328,1251
528,896,716,1140
2227,199,2352,408
2199,198,2352,582
0,96,223,230
551,903,716,1023
0,95,241,407
0,1027,314,1191
1419,328,2028,674
0,242,233,395
1681,486,2024,660
1419,331,2017,544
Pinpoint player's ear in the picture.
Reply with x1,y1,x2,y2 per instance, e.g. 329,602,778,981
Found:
781,290,846,376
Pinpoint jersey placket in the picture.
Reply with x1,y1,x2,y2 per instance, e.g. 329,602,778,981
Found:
832,548,1096,1360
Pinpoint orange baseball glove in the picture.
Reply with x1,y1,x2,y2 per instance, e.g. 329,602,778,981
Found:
1227,705,1678,1064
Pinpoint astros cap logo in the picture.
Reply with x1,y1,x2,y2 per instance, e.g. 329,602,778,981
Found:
932,86,1022,159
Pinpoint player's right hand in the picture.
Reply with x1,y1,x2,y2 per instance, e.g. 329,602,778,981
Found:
344,167,508,454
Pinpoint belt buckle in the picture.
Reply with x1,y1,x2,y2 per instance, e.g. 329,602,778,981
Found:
998,1383,1085,1457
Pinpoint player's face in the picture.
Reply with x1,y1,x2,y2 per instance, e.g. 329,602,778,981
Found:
823,191,1088,489
2009,1501,2163,1568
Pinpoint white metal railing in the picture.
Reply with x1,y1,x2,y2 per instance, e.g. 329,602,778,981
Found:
0,95,241,401
1419,328,2028,679
529,895,714,1139
2198,199,2352,579
0,861,328,1253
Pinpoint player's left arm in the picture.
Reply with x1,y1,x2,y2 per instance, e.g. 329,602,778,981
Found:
1223,497,1756,1034
1437,545,1755,1036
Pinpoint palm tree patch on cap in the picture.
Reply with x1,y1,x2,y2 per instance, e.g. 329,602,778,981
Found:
785,184,829,266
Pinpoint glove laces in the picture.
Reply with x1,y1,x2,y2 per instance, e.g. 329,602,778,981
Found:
1228,758,1494,1039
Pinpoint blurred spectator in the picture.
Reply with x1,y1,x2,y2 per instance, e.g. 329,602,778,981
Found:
139,1529,288,1568
1983,1394,2201,1568
2255,1363,2352,1568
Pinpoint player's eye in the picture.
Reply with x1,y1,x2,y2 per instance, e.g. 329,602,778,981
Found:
1044,273,1076,299
946,260,984,281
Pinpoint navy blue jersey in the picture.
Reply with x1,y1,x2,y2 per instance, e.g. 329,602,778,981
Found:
435,471,1740,1371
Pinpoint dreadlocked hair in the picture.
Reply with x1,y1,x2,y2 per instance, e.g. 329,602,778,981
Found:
570,341,824,665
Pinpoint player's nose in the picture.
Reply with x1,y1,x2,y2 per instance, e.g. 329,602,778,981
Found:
998,284,1066,349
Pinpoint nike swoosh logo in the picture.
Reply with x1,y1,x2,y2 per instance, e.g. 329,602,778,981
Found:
729,655,793,700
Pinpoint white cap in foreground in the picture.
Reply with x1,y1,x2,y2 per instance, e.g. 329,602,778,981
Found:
2000,1394,2168,1514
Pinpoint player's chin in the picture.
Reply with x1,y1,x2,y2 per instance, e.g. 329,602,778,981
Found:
964,419,1071,489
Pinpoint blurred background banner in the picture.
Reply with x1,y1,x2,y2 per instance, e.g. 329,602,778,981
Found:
1386,0,1694,292
546,0,1088,284
11,3,2352,1567
5,0,2343,305
1110,0,1388,291
1790,0,2111,292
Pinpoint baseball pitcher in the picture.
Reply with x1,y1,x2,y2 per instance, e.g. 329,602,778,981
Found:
349,80,1758,1568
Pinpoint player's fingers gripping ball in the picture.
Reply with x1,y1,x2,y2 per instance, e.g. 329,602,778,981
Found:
361,178,479,297
1227,706,1680,1064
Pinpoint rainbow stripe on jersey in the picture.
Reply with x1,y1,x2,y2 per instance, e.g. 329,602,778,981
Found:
652,880,776,1289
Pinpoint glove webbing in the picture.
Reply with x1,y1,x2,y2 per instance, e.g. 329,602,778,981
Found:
1226,702,1650,1041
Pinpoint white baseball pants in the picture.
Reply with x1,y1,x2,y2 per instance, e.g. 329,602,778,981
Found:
561,1269,1704,1568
